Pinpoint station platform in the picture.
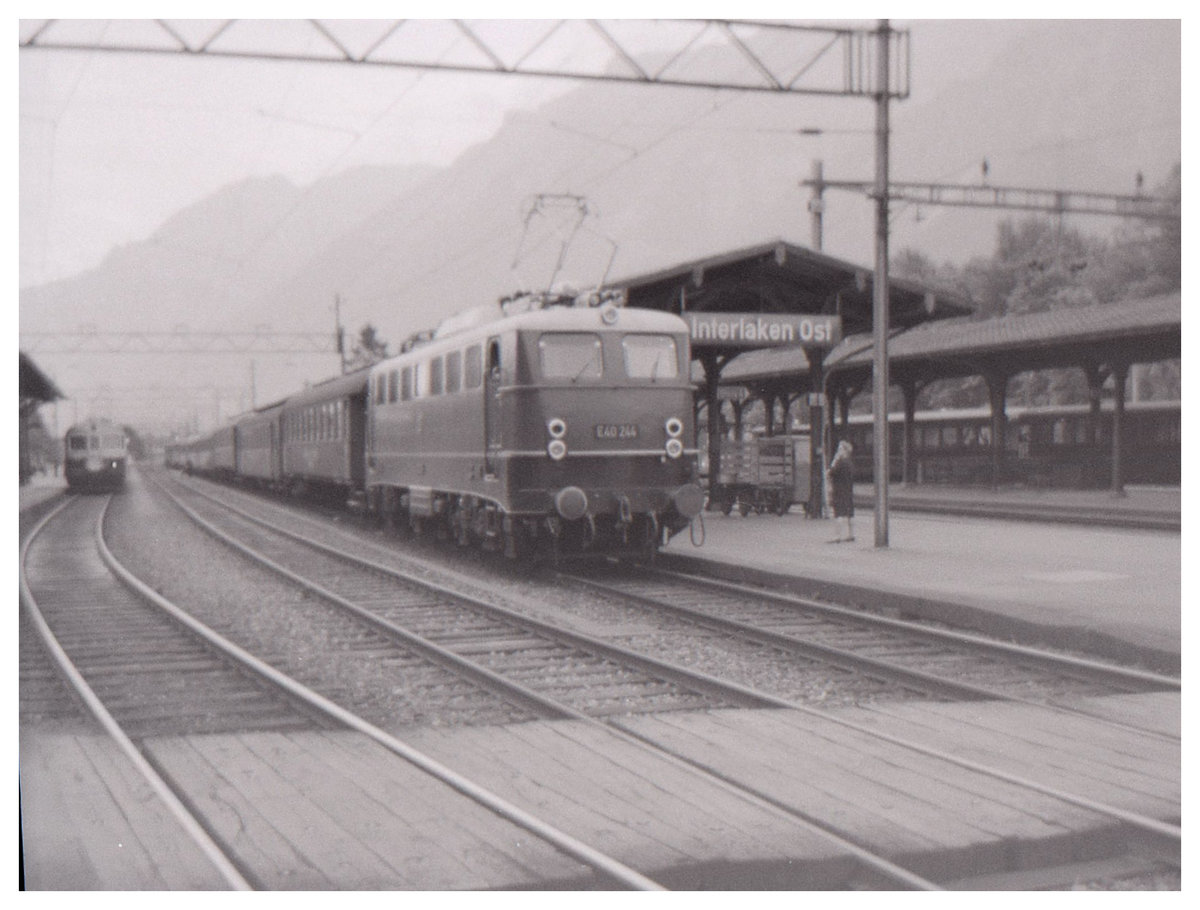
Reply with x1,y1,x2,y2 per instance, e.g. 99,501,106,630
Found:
662,485,1181,675
857,483,1181,531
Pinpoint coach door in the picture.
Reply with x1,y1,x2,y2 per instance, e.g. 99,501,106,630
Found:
484,337,502,477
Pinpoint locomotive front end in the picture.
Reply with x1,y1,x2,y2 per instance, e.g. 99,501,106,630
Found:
509,307,702,556
63,419,128,492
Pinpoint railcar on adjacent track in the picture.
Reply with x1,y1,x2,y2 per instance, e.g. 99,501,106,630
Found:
64,418,128,492
836,400,1180,487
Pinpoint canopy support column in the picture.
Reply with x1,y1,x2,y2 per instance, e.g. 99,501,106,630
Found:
985,370,1009,490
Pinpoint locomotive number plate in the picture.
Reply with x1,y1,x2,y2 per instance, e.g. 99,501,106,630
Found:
594,423,639,440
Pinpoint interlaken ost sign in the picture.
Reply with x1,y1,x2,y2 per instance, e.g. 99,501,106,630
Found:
683,312,842,349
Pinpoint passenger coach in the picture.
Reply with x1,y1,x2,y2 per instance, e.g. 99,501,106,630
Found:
279,371,369,499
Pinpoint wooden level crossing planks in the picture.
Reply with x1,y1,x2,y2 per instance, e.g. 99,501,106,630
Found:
20,732,228,890
842,698,1180,819
1051,692,1179,739
619,709,1067,858
620,700,1177,874
145,730,590,889
402,719,855,884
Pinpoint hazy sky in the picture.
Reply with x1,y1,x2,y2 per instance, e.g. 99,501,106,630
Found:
17,15,1081,290
14,12,1186,431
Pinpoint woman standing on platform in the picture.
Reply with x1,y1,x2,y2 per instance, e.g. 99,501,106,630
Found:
826,440,855,543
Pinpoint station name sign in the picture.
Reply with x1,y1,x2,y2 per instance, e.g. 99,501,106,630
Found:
684,312,842,349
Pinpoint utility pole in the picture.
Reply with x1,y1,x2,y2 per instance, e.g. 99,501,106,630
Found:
871,19,892,548
807,159,825,251
334,294,347,374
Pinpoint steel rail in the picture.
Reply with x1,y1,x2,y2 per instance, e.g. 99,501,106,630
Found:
166,476,791,712
154,481,584,723
563,570,1029,702
560,570,1180,742
649,564,1181,692
100,484,666,890
20,497,254,891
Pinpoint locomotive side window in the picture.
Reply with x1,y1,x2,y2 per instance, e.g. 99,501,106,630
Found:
621,334,679,380
539,333,602,380
446,350,462,394
464,345,482,389
401,366,412,401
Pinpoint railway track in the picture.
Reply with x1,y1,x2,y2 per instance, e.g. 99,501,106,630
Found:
151,471,1179,879
19,495,672,889
158,474,804,721
557,564,1181,739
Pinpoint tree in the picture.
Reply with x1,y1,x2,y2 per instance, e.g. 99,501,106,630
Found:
345,324,390,371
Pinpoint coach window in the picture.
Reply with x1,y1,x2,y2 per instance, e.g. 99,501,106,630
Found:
539,333,602,381
942,426,958,447
430,357,444,395
446,350,462,394
464,344,482,388
401,366,412,400
621,334,679,380
413,361,426,398
388,370,399,404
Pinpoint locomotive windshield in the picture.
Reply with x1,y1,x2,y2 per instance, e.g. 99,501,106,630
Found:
538,333,603,381
621,334,679,381
68,436,89,452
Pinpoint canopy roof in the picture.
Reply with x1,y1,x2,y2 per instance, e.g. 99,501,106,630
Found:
825,291,1181,386
19,352,62,403
612,239,970,356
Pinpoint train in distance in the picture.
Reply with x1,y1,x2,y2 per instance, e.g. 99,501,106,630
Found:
64,418,129,492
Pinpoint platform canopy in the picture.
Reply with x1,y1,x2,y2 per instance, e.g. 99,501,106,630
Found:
824,290,1181,388
611,238,969,359
20,351,62,405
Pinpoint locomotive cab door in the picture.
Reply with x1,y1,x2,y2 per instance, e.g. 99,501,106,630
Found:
484,337,502,478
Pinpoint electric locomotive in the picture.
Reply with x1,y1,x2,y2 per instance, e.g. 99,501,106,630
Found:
366,296,705,558
64,418,128,492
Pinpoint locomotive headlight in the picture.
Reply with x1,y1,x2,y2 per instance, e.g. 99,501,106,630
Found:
665,417,684,438
600,305,619,325
665,438,684,459
547,417,567,439
547,439,568,461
